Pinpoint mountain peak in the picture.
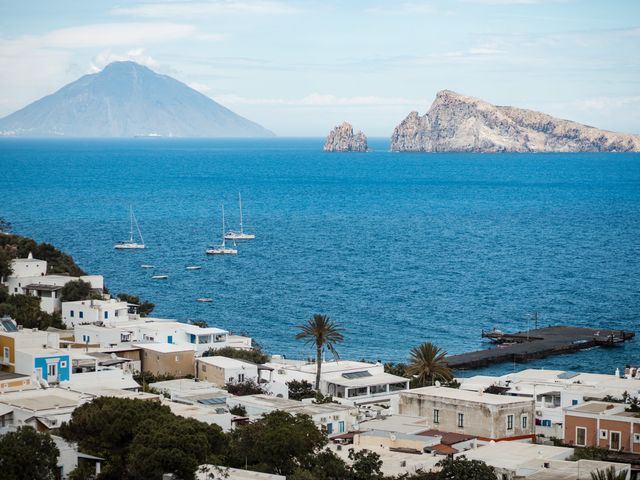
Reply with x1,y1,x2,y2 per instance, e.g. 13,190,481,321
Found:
391,91,640,152
0,62,274,138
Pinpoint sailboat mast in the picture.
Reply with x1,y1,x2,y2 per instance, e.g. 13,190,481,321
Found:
238,193,244,234
221,205,226,247
129,206,134,242
133,211,145,245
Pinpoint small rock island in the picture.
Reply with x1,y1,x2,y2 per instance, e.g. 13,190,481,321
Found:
323,122,369,152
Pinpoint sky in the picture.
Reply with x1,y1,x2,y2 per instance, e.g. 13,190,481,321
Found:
1,0,639,136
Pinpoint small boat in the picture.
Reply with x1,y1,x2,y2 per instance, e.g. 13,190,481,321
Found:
114,206,146,249
141,264,154,269
186,266,202,270
206,205,238,255
151,275,168,280
225,193,255,241
196,298,213,303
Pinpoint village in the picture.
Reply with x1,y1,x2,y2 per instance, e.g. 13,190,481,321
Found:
0,248,638,480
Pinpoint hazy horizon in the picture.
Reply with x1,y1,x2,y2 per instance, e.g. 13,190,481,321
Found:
2,0,639,136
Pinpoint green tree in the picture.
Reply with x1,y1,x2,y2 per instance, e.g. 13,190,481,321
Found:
0,247,12,281
128,416,226,480
406,342,453,387
590,466,628,480
295,314,344,389
570,446,609,461
116,293,155,317
191,319,209,328
60,397,226,480
384,362,408,377
227,410,327,476
229,404,247,416
226,379,265,396
287,379,316,400
60,279,95,302
204,345,269,364
348,449,384,480
436,456,497,480
0,294,63,329
0,426,60,480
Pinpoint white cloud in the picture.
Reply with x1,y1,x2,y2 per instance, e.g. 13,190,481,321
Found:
188,81,212,93
366,2,437,15
112,1,298,18
43,22,197,49
213,93,428,107
88,48,161,73
571,95,640,111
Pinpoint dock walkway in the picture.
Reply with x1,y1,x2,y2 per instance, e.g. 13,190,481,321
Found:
446,326,634,370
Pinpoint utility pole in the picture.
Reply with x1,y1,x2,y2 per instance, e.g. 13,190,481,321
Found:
533,311,539,330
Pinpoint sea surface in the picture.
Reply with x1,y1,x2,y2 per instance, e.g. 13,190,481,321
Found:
1,138,639,377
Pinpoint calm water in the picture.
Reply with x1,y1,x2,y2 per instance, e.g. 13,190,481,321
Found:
1,138,639,376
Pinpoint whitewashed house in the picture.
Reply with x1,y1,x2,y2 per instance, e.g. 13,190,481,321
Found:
267,358,410,406
3,253,103,314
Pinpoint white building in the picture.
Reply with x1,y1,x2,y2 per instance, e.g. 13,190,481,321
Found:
225,394,358,436
266,358,410,406
62,299,131,328
458,368,640,439
3,253,103,314
70,310,248,356
196,356,260,386
399,386,535,441
457,441,630,480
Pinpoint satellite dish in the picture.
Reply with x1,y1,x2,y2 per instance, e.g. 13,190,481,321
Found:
435,380,441,387
389,433,397,441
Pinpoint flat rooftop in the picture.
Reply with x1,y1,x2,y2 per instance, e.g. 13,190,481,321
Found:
0,388,87,411
404,386,534,405
458,441,573,469
566,401,625,414
198,356,256,368
138,342,195,353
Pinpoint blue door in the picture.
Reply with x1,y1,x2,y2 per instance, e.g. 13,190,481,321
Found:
168,335,173,344
326,423,333,434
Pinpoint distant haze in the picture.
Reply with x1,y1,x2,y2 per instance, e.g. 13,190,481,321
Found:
0,61,274,138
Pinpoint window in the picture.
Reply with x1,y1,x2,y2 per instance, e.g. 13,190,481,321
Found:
60,361,67,368
633,433,640,444
610,431,621,451
104,311,109,319
576,427,587,447
238,373,245,382
600,429,608,440
70,310,74,317
79,311,83,319
507,415,514,431
521,415,528,430
572,399,579,406
433,409,440,424
3,347,9,360
47,363,57,377
457,413,464,428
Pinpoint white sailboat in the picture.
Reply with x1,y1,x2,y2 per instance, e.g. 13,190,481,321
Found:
206,205,238,255
224,193,255,241
114,207,145,249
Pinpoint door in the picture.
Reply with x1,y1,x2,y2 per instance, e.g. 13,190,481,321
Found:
47,363,58,382
339,421,345,433
610,431,621,451
167,335,173,344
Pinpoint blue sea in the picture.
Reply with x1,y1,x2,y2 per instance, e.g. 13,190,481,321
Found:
1,138,639,377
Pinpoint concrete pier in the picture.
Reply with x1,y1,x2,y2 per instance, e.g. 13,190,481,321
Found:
446,326,635,371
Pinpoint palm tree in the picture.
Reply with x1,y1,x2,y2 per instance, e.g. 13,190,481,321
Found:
406,342,453,387
295,314,345,390
590,466,628,480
